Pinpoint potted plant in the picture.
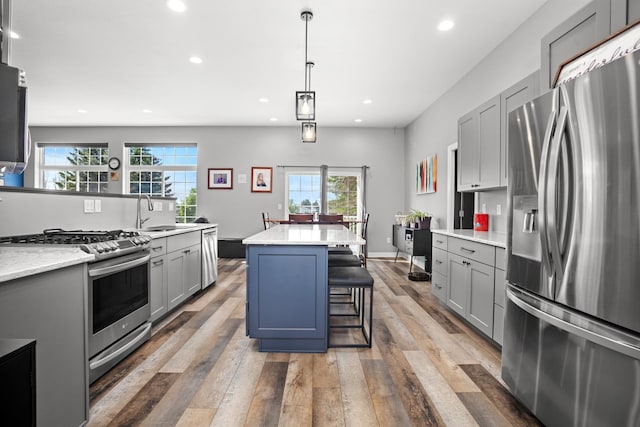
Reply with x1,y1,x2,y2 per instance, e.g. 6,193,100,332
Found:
407,209,432,229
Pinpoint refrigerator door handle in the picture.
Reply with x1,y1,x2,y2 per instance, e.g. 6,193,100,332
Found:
546,105,568,285
507,287,640,360
538,105,558,291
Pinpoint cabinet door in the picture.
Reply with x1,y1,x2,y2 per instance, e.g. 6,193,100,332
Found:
431,272,447,303
500,72,538,186
477,95,501,190
457,111,478,191
467,260,495,337
185,243,202,296
447,253,468,317
150,255,168,322
167,251,186,310
540,0,610,90
611,0,640,32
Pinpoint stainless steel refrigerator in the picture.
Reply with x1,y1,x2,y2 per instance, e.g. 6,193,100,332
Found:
503,49,640,426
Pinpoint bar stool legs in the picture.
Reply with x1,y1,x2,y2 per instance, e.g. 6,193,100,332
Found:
327,266,374,348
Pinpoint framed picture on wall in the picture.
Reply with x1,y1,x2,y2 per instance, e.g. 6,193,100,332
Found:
251,167,272,193
208,168,233,189
416,154,437,194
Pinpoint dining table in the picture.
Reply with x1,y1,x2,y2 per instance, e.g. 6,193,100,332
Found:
242,223,365,352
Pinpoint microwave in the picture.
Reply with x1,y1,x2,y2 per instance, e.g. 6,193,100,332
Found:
0,63,29,174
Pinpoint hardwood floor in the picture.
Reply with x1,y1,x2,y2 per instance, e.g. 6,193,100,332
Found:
88,258,542,427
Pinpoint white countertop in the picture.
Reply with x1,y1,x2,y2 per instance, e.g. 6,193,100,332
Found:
0,247,94,283
431,228,506,248
136,223,217,238
243,224,365,246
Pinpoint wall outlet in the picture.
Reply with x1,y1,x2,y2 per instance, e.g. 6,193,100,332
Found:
386,237,391,244
83,199,95,213
482,203,487,213
496,204,502,215
154,201,163,211
277,203,282,210
94,199,102,213
169,202,174,211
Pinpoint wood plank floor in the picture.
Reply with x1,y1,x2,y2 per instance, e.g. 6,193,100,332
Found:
88,258,542,427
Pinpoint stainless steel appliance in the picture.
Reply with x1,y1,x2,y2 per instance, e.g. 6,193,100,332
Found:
0,229,153,383
201,226,218,289
504,50,640,426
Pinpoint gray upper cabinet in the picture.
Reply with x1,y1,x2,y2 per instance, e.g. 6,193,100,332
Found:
611,0,640,32
541,0,611,91
458,95,501,191
500,72,539,186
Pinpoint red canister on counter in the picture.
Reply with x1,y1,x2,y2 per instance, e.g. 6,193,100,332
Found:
474,213,489,231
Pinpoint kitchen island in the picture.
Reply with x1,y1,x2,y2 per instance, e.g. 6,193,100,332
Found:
243,224,364,352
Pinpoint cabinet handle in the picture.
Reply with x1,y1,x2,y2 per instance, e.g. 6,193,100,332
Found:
462,260,471,266
471,184,480,188
152,259,164,266
184,249,191,254
435,284,442,289
460,247,475,253
436,240,444,244
435,260,443,264
152,246,164,251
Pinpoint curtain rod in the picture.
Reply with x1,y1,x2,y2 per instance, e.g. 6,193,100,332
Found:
277,165,369,169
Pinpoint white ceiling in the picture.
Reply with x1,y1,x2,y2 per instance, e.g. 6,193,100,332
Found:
8,0,548,128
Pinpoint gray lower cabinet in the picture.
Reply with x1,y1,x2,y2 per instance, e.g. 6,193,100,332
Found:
152,231,202,316
433,233,505,342
0,264,89,426
611,0,640,30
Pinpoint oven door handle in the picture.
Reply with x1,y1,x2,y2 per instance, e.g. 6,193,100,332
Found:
89,254,151,277
89,322,152,370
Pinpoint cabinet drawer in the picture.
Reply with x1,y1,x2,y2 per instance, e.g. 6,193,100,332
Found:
167,231,200,253
495,247,506,270
448,237,495,266
432,248,448,276
432,234,448,250
150,237,167,256
494,267,506,308
431,272,447,303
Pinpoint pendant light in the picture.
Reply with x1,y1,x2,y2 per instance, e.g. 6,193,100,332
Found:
296,10,316,143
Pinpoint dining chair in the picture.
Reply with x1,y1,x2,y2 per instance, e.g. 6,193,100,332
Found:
261,212,271,230
288,213,314,223
319,213,344,225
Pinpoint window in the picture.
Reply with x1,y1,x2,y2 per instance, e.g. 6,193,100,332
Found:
287,172,321,214
126,144,198,223
285,168,363,221
39,144,109,192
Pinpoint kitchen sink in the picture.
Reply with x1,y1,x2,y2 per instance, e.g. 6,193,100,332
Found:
142,225,178,232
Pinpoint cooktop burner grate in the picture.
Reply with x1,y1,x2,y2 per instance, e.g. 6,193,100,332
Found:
0,229,141,245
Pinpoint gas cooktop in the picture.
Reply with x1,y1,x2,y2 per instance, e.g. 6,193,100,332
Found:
0,229,152,260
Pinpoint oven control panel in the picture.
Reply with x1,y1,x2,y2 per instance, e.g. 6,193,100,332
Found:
80,235,152,258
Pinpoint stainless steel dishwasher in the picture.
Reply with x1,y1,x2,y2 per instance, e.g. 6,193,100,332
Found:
202,226,218,288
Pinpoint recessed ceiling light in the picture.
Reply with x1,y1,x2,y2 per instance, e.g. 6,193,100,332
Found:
438,20,455,31
189,56,203,64
142,109,152,113
269,117,278,122
259,98,269,103
363,99,373,105
9,31,20,39
354,119,363,123
167,0,186,13
78,109,88,114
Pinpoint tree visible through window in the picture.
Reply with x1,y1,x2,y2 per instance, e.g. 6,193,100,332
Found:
327,176,358,217
41,145,109,192
127,145,197,223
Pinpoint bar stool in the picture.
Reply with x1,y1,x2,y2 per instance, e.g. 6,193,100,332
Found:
327,266,374,348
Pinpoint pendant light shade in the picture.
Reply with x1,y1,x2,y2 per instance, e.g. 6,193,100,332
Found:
296,91,315,121
302,122,316,143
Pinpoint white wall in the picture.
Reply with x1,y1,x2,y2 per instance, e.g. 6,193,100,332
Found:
23,125,405,253
404,0,590,231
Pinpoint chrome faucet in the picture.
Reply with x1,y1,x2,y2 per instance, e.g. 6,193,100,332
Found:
136,194,154,229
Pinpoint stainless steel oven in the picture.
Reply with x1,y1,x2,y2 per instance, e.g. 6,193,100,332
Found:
88,250,152,383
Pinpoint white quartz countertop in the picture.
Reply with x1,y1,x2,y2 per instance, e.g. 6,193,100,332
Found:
0,247,94,283
431,229,506,248
135,223,217,238
243,224,365,246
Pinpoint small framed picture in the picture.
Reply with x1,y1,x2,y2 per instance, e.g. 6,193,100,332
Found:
208,168,233,189
251,167,272,193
